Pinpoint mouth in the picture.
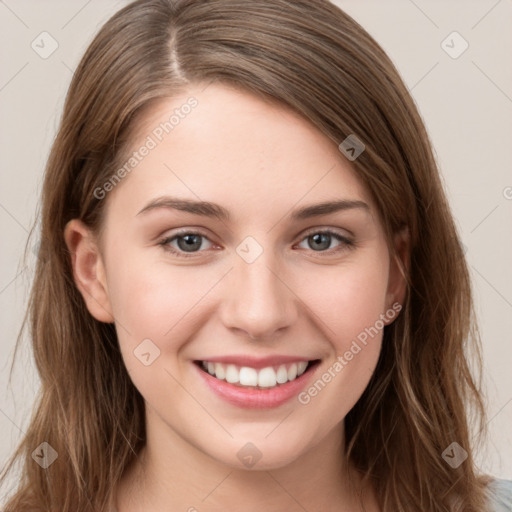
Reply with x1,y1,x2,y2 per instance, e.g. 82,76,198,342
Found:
194,359,321,390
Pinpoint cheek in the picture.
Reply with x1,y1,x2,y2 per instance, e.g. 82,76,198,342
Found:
292,254,389,413
297,253,390,346
104,250,223,356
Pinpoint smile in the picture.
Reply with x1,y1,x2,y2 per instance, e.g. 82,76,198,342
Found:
194,357,321,409
198,360,310,389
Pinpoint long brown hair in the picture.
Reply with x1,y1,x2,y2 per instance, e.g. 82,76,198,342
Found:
1,0,490,510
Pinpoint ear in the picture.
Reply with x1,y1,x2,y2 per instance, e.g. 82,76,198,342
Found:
384,226,410,324
64,219,114,323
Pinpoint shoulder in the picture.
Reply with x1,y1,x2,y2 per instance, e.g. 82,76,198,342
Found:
485,478,512,511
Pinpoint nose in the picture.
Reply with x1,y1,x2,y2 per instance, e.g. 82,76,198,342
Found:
219,251,298,340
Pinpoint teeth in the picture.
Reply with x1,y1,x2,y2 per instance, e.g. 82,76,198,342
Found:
276,365,288,384
200,360,311,388
214,362,225,380
287,363,297,381
239,367,258,386
258,367,277,388
225,364,239,384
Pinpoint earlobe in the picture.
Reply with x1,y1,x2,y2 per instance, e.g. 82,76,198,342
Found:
63,219,114,323
384,226,410,323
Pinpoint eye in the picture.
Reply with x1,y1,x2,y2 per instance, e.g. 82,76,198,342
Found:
158,231,215,257
158,228,355,259
296,229,354,254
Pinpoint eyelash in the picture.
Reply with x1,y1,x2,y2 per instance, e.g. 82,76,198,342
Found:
157,228,355,259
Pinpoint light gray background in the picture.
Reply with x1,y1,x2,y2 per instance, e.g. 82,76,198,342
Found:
1,0,511,495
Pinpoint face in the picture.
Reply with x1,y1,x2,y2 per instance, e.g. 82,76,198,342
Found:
67,82,406,471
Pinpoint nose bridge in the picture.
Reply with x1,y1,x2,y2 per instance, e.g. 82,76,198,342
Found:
220,241,297,339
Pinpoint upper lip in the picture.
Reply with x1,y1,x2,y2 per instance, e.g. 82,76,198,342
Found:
195,355,318,369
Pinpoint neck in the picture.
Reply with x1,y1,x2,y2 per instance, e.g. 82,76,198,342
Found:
115,408,378,512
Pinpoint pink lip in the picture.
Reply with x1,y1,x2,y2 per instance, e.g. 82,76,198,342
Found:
194,360,320,409
196,354,313,369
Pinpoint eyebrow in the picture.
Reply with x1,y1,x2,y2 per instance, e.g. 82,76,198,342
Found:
136,196,369,221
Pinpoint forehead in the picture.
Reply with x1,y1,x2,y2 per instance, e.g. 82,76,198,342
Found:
108,82,375,219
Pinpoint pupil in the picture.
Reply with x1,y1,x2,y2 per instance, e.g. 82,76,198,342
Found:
310,233,330,251
178,234,202,252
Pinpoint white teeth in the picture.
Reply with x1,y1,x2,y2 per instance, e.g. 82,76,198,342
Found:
276,365,288,384
287,363,297,381
239,367,258,386
297,361,308,376
214,362,225,380
258,367,277,388
200,360,311,388
225,364,239,384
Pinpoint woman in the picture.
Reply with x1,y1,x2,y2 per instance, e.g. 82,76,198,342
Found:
1,0,511,510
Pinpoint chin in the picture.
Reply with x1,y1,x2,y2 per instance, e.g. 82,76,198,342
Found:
205,428,316,471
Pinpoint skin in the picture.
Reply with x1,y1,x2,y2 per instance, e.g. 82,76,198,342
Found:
65,82,409,511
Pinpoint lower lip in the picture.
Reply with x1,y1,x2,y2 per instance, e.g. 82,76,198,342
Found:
194,362,319,409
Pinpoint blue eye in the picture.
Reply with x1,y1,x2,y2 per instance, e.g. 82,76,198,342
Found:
297,230,354,253
159,231,214,257
158,228,354,259
174,233,205,252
